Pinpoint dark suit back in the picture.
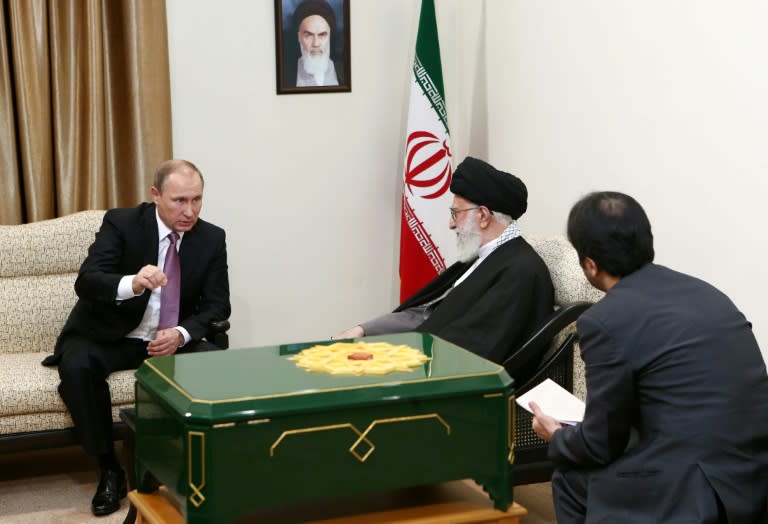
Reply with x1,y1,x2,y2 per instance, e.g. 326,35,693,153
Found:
549,263,768,522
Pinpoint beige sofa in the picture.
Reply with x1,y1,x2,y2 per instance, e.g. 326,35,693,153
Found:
0,210,135,452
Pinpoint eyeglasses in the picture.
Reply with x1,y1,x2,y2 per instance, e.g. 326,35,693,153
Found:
449,207,480,220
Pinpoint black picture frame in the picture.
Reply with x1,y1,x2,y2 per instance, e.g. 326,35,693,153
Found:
274,0,351,94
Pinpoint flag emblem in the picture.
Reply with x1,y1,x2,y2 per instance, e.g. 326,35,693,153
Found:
404,131,453,199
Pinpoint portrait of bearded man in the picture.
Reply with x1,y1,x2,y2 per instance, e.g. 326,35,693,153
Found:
278,0,348,90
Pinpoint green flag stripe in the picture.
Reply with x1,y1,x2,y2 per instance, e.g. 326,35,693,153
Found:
415,0,445,101
413,57,449,133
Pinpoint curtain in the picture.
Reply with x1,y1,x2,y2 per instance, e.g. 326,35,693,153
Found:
0,0,172,225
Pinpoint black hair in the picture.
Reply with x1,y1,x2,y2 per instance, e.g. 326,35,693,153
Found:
567,191,654,277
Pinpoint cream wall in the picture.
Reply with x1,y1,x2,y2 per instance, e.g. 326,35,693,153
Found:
166,0,767,362
482,1,768,363
165,0,431,349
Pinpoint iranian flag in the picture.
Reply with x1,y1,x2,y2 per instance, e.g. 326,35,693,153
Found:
399,0,454,302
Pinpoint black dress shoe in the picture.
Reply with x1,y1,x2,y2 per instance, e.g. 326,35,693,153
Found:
91,468,127,516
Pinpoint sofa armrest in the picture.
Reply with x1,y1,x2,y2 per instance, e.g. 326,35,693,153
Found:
207,319,231,350
502,301,592,387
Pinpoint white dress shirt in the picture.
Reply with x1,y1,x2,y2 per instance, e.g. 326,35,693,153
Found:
117,211,190,345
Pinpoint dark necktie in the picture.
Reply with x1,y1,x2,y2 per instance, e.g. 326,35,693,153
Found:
158,232,180,330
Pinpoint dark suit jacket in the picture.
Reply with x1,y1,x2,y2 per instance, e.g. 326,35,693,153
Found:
548,263,768,522
398,237,554,368
44,203,230,365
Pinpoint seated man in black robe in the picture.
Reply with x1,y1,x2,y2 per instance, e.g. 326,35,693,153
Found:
335,157,554,368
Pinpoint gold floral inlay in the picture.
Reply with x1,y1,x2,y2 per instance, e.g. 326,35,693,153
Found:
287,341,430,376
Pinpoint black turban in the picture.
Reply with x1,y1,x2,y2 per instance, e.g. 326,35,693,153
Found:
292,0,337,32
450,157,527,219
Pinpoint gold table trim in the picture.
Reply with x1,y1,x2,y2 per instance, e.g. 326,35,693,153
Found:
269,413,451,463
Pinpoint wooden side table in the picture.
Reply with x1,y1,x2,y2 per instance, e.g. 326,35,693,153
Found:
126,481,527,524
127,490,183,524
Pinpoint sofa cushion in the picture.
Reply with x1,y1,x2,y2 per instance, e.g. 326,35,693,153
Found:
0,352,135,421
0,274,78,354
0,406,132,435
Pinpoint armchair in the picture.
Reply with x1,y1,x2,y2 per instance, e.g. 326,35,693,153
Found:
505,235,605,484
504,302,591,484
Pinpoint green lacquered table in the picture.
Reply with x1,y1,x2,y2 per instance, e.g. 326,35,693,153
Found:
133,332,516,523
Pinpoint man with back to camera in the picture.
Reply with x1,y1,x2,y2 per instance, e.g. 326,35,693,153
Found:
530,191,768,523
335,156,554,374
42,159,231,516
290,0,342,87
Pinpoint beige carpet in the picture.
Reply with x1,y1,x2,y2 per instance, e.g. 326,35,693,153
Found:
0,446,128,523
0,445,556,523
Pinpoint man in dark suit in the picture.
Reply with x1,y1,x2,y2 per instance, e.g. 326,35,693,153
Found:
530,191,768,523
335,157,554,371
42,159,230,516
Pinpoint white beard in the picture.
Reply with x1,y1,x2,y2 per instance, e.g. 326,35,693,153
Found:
300,44,331,80
455,212,483,263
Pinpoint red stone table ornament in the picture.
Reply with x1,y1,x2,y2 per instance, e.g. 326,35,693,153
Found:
348,352,374,361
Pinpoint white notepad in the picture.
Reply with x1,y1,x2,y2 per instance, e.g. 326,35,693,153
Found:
516,378,585,425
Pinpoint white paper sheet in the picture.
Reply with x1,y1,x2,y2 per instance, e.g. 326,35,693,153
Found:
516,378,585,425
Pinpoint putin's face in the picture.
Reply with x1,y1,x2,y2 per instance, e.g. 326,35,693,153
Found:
151,170,203,233
298,15,331,58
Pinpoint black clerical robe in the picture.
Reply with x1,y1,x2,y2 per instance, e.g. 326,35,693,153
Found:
399,237,554,368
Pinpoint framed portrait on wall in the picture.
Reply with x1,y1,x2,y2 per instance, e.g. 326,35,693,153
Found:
274,0,351,94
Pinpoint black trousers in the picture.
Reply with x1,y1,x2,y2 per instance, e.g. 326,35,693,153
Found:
551,468,589,524
56,334,219,457
551,468,728,524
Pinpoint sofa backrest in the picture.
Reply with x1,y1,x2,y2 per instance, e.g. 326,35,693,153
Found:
525,235,605,307
526,235,603,400
0,210,106,354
